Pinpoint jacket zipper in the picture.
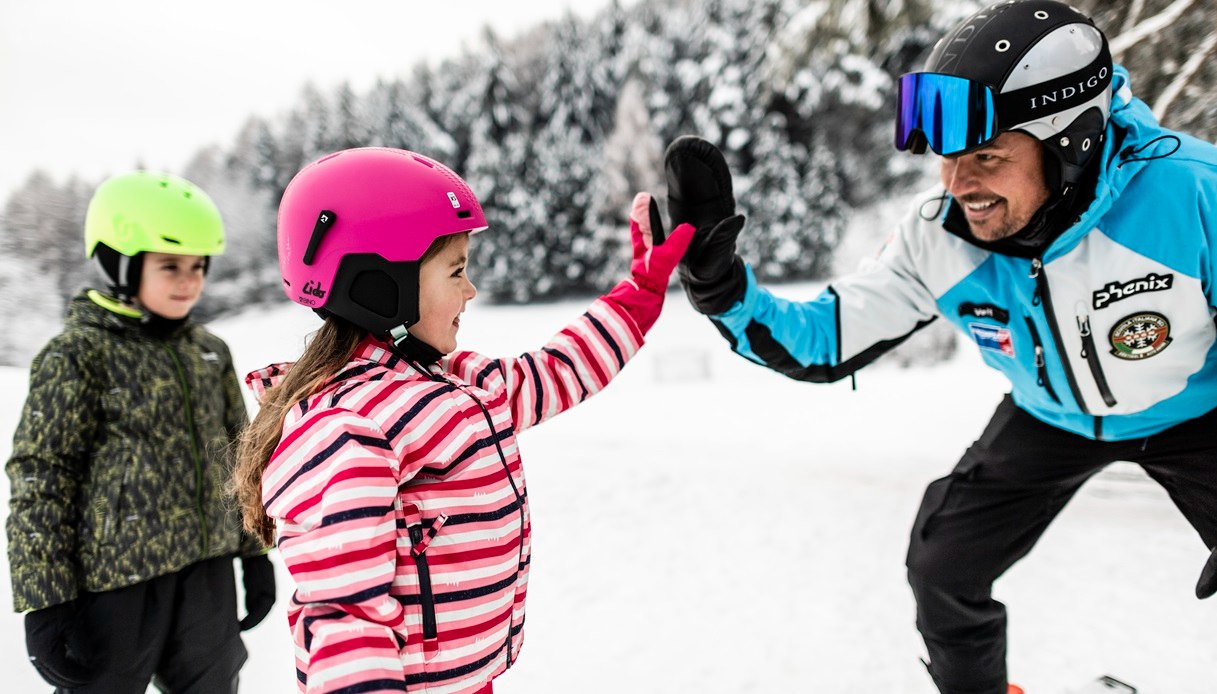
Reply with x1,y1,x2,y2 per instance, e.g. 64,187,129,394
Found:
1029,258,1090,414
464,388,526,668
1075,305,1117,407
1022,316,1060,404
408,523,439,647
163,343,209,556
420,362,526,668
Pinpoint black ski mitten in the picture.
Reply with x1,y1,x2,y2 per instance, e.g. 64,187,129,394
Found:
239,553,277,631
665,136,748,315
25,599,95,688
1197,545,1217,599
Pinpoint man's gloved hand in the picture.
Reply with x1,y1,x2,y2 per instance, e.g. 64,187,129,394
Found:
1197,545,1217,599
25,599,95,688
603,192,696,334
665,135,747,315
239,553,277,631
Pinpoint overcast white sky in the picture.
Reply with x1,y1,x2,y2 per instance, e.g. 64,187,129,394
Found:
0,0,628,202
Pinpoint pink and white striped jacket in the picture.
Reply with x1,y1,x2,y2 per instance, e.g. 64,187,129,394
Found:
248,297,644,694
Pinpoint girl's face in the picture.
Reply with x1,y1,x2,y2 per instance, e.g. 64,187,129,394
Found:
137,252,207,319
413,234,476,354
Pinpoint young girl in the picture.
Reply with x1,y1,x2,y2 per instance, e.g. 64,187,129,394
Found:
232,147,693,694
5,171,275,692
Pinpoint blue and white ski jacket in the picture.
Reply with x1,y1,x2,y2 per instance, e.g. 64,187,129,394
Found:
711,68,1217,441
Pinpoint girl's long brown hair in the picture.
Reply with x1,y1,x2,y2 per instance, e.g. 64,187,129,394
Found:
232,316,366,545
233,232,467,546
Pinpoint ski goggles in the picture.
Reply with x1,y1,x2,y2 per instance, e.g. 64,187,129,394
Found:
895,72,999,156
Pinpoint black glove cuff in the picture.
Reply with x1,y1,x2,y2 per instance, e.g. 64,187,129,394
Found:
680,256,747,316
1198,546,1217,599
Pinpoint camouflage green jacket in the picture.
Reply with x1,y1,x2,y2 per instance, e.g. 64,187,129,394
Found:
6,290,265,612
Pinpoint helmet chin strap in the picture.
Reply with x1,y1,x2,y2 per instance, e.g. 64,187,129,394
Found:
389,324,411,348
387,322,444,366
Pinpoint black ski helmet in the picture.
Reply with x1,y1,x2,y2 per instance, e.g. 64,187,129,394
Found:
897,0,1112,192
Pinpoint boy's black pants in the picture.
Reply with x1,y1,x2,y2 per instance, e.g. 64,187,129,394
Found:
906,396,1217,694
59,554,247,694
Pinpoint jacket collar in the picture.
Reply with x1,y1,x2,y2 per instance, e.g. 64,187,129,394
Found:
71,289,195,340
244,335,443,403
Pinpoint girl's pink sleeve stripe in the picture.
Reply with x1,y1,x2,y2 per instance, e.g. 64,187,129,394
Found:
441,297,642,434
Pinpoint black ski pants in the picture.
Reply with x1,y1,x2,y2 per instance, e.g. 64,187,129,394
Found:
58,554,247,694
906,395,1217,694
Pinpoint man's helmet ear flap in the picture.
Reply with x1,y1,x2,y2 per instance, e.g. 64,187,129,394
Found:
1039,107,1107,192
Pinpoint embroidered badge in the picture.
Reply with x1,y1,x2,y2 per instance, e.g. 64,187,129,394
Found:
1092,272,1173,310
968,323,1015,357
1109,312,1172,360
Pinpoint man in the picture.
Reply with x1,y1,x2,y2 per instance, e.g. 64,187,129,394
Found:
664,1,1217,692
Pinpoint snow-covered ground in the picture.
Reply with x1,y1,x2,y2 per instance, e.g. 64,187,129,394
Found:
1,282,1214,693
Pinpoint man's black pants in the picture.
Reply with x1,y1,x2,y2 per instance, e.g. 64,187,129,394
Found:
906,396,1217,694
59,554,247,694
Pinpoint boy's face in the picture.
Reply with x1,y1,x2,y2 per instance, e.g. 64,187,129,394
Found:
137,252,207,319
414,234,476,354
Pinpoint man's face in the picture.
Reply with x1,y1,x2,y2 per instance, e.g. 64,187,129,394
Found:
939,131,1052,242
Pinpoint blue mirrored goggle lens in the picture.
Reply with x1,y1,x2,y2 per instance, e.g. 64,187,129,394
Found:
895,73,998,155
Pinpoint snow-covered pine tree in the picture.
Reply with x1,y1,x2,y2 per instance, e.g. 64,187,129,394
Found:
0,172,92,364
330,81,370,152
364,77,456,160
584,78,663,291
524,13,621,298
183,144,279,314
460,32,542,302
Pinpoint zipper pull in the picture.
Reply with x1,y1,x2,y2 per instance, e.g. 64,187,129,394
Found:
1076,304,1091,358
411,513,448,557
1034,345,1046,368
1076,315,1091,337
1029,258,1043,306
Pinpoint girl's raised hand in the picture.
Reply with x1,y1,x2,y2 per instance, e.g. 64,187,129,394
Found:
603,193,696,334
625,192,696,295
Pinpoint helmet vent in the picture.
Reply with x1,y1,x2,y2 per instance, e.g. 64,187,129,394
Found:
456,210,473,219
303,210,337,266
412,155,436,168
1035,10,1049,20
161,236,182,245
995,40,1010,52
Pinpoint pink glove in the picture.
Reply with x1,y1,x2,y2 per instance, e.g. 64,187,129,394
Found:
604,192,696,333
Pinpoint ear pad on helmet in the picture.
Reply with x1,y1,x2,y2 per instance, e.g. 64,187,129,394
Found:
327,254,420,334
351,270,399,318
1041,107,1107,192
91,243,145,301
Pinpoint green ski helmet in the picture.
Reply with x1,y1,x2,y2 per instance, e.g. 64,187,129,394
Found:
84,171,225,301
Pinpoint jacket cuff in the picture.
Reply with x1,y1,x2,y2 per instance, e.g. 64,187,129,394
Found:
679,256,746,316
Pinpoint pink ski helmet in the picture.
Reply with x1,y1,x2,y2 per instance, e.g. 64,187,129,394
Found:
277,147,488,338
